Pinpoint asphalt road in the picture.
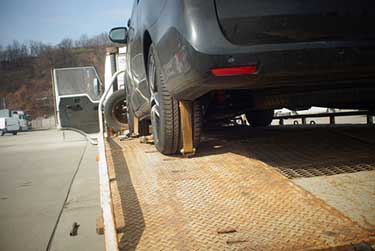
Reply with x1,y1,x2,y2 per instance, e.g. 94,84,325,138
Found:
0,130,104,251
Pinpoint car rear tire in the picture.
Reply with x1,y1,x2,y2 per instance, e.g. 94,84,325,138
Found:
148,44,201,154
13,132,17,135
104,89,128,132
246,110,274,127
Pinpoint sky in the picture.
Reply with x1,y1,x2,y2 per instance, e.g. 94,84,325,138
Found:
0,0,133,47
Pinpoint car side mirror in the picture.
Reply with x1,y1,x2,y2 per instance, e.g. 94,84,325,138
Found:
109,27,128,44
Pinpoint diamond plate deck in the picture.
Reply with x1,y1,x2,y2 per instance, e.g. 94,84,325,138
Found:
233,127,375,179
106,126,374,251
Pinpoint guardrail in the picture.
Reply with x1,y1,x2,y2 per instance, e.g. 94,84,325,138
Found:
276,110,374,125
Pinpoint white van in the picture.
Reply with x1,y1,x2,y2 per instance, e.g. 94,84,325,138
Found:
12,111,29,131
0,117,20,136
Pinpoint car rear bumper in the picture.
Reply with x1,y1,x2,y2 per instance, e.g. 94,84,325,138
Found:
154,0,375,101
159,29,375,101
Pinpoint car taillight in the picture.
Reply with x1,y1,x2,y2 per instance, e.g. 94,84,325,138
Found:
211,65,257,76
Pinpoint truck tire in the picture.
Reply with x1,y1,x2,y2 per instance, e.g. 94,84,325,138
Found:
246,110,274,127
104,89,128,132
148,44,201,154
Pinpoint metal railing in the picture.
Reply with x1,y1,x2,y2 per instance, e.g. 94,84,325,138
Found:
276,110,374,125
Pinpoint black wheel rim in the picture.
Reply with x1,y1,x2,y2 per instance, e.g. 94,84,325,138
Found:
112,98,128,124
148,55,161,146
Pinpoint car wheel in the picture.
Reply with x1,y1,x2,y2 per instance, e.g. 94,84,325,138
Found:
0,130,4,136
246,109,274,127
104,89,128,132
13,132,18,135
148,44,201,154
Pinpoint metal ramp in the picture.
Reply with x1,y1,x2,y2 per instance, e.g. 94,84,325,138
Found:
105,126,374,251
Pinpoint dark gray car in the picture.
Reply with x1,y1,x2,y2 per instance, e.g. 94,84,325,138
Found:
110,0,375,154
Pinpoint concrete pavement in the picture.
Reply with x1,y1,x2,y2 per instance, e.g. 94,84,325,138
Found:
295,171,375,231
0,130,104,251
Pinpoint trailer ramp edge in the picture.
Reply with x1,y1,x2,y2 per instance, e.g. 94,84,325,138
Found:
98,135,119,251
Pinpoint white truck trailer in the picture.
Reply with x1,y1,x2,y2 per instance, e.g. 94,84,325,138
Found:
0,117,20,136
12,110,31,131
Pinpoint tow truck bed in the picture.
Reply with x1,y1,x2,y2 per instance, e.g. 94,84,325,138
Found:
105,125,375,250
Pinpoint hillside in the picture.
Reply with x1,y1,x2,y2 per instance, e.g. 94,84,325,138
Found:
0,36,109,118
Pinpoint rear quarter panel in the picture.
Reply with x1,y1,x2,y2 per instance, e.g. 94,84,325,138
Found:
127,0,167,118
147,0,224,99
139,0,168,29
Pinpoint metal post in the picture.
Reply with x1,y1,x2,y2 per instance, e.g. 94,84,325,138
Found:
279,119,284,125
302,117,306,125
107,47,119,92
0,97,6,109
367,114,373,125
133,117,139,136
329,116,335,125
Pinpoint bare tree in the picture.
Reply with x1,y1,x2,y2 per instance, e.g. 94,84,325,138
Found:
58,38,73,49
29,41,49,57
2,40,28,64
75,34,89,48
0,45,4,62
56,38,77,66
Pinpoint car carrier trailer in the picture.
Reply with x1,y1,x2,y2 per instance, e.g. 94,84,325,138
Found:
51,51,375,251
98,120,375,251
95,69,375,251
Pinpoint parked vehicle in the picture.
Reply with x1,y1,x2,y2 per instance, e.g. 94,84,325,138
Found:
109,0,375,154
12,111,29,131
25,114,32,130
0,117,20,136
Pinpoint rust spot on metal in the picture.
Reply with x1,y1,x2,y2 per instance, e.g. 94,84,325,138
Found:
144,150,158,154
322,231,337,237
217,229,237,234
